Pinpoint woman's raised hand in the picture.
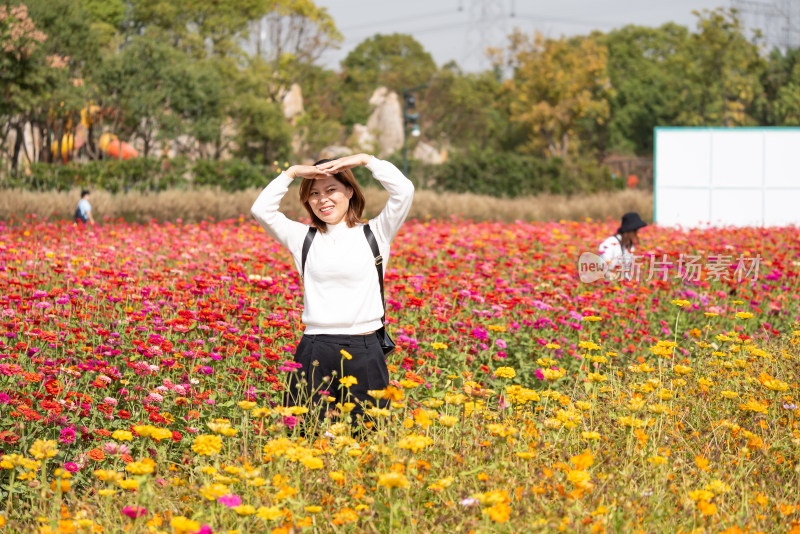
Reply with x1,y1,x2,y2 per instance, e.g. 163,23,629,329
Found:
315,154,371,174
285,165,332,180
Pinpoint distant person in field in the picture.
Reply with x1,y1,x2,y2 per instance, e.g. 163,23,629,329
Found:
598,212,647,278
74,190,95,225
250,153,414,429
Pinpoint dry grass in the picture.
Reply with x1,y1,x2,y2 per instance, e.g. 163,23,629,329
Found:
0,187,653,224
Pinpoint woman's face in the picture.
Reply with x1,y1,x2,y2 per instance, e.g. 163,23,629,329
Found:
307,177,353,226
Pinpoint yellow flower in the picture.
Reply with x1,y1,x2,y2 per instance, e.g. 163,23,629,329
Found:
111,430,133,441
200,483,228,501
671,299,691,308
688,489,714,502
516,452,536,459
541,368,565,381
673,365,693,375
588,372,607,382
117,479,139,490
647,456,667,465
431,342,448,350
545,343,561,349
484,501,511,522
762,378,789,392
377,472,409,489
304,506,322,513
567,470,593,490
329,471,345,483
233,505,256,516
29,440,59,460
698,500,717,516
340,349,353,360
579,341,601,351
170,516,200,533
720,390,739,399
438,415,459,427
97,489,117,496
237,401,256,410
494,367,516,379
581,431,601,440
397,434,434,453
582,316,602,322
339,376,358,388
428,476,455,491
735,312,754,319
192,434,223,456
125,458,155,475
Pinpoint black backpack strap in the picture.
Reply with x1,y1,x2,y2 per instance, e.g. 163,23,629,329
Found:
301,227,317,278
363,224,386,323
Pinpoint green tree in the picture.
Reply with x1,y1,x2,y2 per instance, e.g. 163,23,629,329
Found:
755,46,800,125
498,31,614,159
677,8,765,126
340,33,436,125
603,23,689,155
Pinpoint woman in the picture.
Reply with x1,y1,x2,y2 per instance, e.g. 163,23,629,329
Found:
250,153,414,427
598,212,647,279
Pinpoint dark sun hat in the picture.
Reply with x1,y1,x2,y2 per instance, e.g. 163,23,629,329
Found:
617,212,647,234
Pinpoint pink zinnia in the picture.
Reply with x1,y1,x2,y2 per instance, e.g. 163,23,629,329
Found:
217,494,241,508
121,506,148,519
59,427,76,444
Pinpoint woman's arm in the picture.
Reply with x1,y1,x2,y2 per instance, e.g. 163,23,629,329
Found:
316,154,414,244
250,165,331,251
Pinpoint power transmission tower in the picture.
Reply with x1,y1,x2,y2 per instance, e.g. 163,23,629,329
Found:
458,0,516,70
731,0,800,51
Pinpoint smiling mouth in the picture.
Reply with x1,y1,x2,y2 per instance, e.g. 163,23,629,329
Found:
319,206,334,215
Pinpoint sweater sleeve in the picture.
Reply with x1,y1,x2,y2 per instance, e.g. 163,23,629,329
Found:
366,157,415,246
250,173,309,266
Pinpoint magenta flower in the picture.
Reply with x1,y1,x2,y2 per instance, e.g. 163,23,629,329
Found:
217,494,241,508
121,506,148,518
63,462,79,473
59,427,76,445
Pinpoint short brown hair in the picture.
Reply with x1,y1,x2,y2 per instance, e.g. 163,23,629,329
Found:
298,159,366,233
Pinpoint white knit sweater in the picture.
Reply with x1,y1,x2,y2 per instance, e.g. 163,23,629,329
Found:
250,157,414,335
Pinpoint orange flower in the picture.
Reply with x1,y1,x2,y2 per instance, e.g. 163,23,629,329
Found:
120,454,133,464
88,448,105,461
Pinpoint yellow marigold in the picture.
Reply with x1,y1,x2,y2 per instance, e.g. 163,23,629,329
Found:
579,341,601,351
618,416,645,428
377,472,409,489
698,500,717,516
125,458,155,475
574,401,592,410
237,401,256,410
29,440,58,460
484,501,511,522
431,342,448,350
762,379,789,392
545,343,561,349
648,404,668,414
339,375,358,388
582,316,602,322
421,399,444,408
132,425,153,438
111,430,133,442
329,471,345,483
688,489,714,502
472,490,508,505
331,507,358,525
192,434,223,456
487,424,518,437
438,415,459,427
494,367,516,379
149,428,172,441
170,516,200,534
305,505,323,513
735,312,754,319
397,434,434,453
117,479,139,490
516,451,536,459
581,431,601,440
97,489,117,496
364,407,391,418
587,372,607,382
705,480,730,493
300,456,324,470
233,505,256,516
671,299,691,308
93,470,123,483
673,365,693,375
567,470,593,490
252,407,272,418
541,368,565,381
201,483,228,500
740,400,769,413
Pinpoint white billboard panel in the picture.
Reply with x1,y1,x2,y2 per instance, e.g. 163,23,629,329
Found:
655,128,800,228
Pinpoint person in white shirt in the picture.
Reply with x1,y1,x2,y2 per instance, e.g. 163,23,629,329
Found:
74,190,95,225
598,212,647,279
251,153,414,428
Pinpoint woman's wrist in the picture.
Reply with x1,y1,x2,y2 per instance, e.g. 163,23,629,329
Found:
285,166,298,179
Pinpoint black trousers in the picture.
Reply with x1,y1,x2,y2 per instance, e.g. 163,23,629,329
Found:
285,333,390,423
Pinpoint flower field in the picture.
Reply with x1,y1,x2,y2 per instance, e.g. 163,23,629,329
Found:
1,217,799,533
